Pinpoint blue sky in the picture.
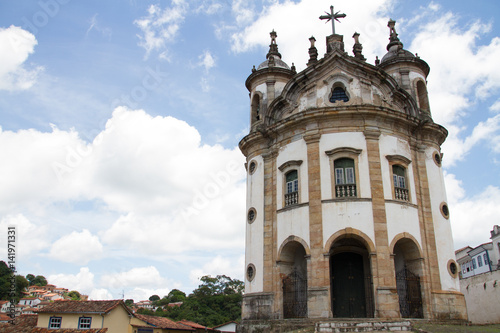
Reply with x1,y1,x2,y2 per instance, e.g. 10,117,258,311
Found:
0,0,499,301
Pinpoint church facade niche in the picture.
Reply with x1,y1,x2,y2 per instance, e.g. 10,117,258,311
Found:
239,12,467,332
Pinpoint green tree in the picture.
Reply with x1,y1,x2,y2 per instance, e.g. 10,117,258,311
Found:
0,261,11,301
124,299,134,307
149,294,160,302
67,290,81,300
32,275,48,286
14,275,29,302
163,275,243,327
26,274,35,285
167,289,186,303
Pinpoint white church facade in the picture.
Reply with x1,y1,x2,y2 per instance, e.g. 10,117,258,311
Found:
238,13,467,331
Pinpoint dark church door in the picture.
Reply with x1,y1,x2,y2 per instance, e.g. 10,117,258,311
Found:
396,266,423,318
282,268,308,318
331,252,367,317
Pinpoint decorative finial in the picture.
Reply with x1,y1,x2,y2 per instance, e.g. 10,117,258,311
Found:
386,19,403,51
291,63,296,74
252,65,256,73
352,32,365,61
319,5,346,35
375,56,380,66
266,30,282,60
307,36,318,66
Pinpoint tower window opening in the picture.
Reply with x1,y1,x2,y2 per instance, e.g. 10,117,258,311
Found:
330,86,349,103
392,164,409,201
285,170,299,206
251,94,261,122
334,158,356,197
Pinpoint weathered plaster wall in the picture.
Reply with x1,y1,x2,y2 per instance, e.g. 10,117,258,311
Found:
460,270,500,324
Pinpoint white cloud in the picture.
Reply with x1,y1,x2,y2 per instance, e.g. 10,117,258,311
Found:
230,0,392,72
134,1,188,59
199,50,216,73
89,288,114,300
0,107,246,263
445,173,500,250
0,25,43,90
49,229,103,265
189,255,244,286
126,287,172,302
408,9,500,166
48,267,96,296
100,266,165,290
0,214,49,259
86,14,112,39
0,125,89,213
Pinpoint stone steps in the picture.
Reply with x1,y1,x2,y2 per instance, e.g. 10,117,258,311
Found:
315,320,412,332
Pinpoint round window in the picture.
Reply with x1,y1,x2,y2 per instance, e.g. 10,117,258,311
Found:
247,264,256,282
433,151,442,167
447,260,459,278
249,161,257,175
440,202,450,219
247,208,256,223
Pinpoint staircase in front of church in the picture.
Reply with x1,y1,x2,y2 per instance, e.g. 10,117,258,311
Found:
314,319,412,332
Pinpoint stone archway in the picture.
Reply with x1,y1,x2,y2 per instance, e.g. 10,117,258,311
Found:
329,237,374,318
279,240,308,318
392,237,424,318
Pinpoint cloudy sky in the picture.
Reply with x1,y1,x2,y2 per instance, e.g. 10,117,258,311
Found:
0,0,499,301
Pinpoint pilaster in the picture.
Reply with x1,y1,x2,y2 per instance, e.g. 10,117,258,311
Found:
364,127,400,318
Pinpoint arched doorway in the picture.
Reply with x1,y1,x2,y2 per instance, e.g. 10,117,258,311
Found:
329,238,374,318
279,241,308,318
393,238,424,318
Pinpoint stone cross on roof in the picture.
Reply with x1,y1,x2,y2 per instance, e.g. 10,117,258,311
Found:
319,5,346,35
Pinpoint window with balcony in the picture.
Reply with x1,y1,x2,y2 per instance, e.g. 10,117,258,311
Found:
334,158,356,197
285,170,299,206
392,164,409,201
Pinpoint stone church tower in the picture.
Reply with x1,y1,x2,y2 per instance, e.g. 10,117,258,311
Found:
238,16,467,331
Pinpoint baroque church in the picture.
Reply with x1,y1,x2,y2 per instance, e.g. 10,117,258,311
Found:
238,8,467,332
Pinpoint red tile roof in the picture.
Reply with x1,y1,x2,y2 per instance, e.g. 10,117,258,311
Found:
0,313,12,321
178,319,214,330
0,314,37,333
35,300,129,315
135,314,195,331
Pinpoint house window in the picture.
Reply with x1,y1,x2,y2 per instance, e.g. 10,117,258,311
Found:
49,317,62,329
392,165,409,201
138,328,154,333
330,86,349,103
285,170,299,206
472,258,477,269
478,255,483,267
78,317,92,329
484,253,488,266
334,158,356,197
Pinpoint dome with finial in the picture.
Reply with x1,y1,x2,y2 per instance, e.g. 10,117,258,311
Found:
379,19,429,76
380,19,416,63
256,30,291,70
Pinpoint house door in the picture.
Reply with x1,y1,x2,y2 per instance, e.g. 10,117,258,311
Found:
331,252,367,317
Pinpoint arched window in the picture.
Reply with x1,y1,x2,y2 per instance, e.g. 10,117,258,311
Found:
285,170,299,206
330,87,349,103
416,81,430,113
251,94,261,122
392,164,409,201
334,158,356,197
